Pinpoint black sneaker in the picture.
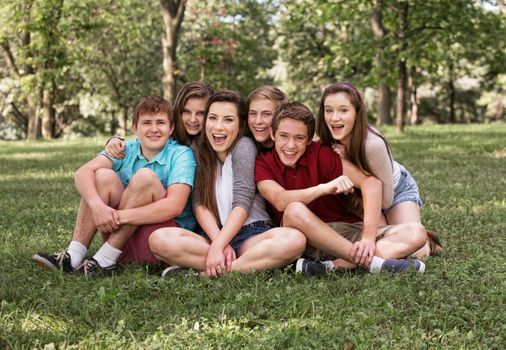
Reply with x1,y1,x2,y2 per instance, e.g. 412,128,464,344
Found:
380,258,425,274
295,258,328,275
32,251,74,273
161,265,199,277
77,258,117,277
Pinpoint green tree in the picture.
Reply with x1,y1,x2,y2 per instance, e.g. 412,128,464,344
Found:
177,0,278,96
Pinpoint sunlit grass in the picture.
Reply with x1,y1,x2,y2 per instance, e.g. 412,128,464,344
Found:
1,125,506,348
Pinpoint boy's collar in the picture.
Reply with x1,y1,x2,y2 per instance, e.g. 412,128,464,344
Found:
135,137,172,165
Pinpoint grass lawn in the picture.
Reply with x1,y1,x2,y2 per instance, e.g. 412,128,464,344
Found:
1,124,505,349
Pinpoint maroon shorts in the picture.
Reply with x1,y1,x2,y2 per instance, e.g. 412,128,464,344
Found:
100,189,178,265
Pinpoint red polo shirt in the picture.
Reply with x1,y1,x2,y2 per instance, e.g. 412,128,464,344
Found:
255,141,360,225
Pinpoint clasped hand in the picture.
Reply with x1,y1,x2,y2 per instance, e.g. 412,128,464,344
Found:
206,242,236,277
350,238,375,267
91,204,120,233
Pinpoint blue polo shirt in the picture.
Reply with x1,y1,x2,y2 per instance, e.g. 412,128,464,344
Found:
100,137,196,230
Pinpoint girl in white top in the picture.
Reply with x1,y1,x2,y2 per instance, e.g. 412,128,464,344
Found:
148,90,305,277
317,82,442,259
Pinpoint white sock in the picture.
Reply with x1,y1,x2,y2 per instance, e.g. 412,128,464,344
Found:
67,240,88,269
93,242,122,268
322,260,335,271
369,256,386,274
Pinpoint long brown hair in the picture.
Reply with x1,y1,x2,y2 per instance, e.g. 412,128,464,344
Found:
317,82,392,175
173,82,214,146
317,82,392,215
196,90,248,223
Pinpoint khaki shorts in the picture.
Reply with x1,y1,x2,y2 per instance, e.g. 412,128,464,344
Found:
304,221,392,260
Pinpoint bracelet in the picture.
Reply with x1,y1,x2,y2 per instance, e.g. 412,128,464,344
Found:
105,136,124,146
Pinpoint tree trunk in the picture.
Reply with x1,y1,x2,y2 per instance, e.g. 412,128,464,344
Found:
396,59,407,132
371,0,392,126
26,95,40,140
408,66,419,125
110,111,117,136
395,1,409,133
448,61,456,123
493,98,504,121
160,0,187,102
119,107,128,138
41,86,56,139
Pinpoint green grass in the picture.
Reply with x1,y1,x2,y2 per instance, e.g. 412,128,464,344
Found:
1,124,506,349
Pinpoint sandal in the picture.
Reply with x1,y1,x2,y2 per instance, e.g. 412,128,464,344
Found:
427,230,443,255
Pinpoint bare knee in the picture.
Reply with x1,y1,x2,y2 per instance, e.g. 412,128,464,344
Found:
283,202,310,227
269,228,306,260
149,227,182,257
406,223,427,250
129,168,160,192
94,168,120,187
284,228,307,257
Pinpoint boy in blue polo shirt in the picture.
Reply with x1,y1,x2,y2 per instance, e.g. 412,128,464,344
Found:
33,96,196,276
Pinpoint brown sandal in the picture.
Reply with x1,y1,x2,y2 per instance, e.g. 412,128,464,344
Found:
427,230,443,255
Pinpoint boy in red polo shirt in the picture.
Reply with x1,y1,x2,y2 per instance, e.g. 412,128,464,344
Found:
255,102,427,274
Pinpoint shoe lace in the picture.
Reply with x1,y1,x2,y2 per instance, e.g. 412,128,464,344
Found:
82,259,97,273
55,251,68,266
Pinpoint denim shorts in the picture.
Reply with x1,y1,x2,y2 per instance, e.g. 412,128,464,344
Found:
229,221,274,253
384,165,423,214
198,220,274,253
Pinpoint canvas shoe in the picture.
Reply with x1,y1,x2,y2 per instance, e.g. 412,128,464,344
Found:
32,251,74,273
380,258,425,274
161,265,199,277
295,258,329,275
77,258,117,277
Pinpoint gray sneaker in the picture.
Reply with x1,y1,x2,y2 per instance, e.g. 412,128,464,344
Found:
381,258,425,274
77,258,117,277
161,265,199,277
295,258,328,275
32,251,74,273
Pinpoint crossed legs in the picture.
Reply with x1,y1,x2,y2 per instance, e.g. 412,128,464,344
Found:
149,226,306,274
282,201,427,269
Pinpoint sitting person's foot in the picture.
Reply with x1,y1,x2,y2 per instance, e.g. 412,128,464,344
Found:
379,258,425,274
295,258,329,275
32,251,74,273
161,265,199,277
77,258,117,277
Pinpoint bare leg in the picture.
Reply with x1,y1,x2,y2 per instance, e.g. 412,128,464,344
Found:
283,202,356,263
230,227,306,273
386,201,432,260
149,227,210,270
107,168,164,250
72,168,124,247
375,223,427,259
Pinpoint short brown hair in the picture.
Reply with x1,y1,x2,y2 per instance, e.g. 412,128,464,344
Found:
133,96,172,127
272,102,316,139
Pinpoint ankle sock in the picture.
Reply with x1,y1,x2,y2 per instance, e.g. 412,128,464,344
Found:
67,240,88,269
369,256,386,274
93,242,122,268
322,260,335,271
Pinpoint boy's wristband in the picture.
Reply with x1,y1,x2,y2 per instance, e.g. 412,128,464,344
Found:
105,136,124,146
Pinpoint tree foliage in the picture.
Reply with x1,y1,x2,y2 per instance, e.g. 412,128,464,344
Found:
0,1,505,140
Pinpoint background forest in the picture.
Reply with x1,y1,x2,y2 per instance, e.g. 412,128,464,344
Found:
1,0,505,140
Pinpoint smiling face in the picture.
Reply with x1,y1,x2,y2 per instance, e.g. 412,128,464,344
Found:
248,98,277,147
133,113,174,160
323,92,356,147
272,118,310,168
205,101,240,161
181,97,207,136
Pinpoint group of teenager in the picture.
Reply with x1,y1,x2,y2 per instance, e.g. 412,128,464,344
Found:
33,81,443,277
